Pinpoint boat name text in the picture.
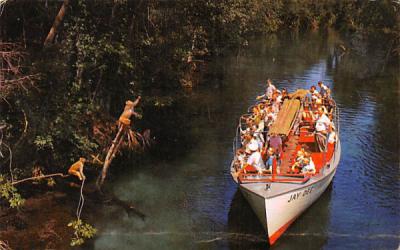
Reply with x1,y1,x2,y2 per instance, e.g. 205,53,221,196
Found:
287,186,314,203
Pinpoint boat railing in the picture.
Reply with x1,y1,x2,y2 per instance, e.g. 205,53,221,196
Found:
238,173,310,184
232,124,241,156
332,99,340,164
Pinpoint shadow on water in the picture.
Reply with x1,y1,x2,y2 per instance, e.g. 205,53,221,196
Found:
227,190,268,249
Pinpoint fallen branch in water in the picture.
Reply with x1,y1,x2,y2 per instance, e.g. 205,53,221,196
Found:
97,96,147,189
11,173,68,185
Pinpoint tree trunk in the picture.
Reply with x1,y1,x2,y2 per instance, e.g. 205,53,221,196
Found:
43,0,69,47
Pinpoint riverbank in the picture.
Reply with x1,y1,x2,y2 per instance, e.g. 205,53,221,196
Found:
0,188,78,249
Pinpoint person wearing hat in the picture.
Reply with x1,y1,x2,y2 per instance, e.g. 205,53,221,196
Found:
246,142,266,174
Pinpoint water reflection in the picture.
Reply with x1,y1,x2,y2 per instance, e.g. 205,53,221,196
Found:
94,30,399,249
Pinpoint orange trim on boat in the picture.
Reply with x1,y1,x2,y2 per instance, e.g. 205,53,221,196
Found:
238,176,310,184
269,217,297,245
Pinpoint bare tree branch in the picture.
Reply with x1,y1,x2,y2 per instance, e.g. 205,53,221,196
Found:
11,173,68,185
44,0,70,46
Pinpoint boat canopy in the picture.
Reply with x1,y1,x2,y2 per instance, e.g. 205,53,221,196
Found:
288,89,308,100
268,98,301,136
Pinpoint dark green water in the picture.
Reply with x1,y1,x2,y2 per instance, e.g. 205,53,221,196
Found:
93,31,399,249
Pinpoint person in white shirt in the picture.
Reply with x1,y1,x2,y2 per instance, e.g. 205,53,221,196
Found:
310,85,320,102
246,142,266,174
275,90,282,104
302,157,316,174
328,126,336,144
315,107,331,152
318,81,330,98
257,79,276,100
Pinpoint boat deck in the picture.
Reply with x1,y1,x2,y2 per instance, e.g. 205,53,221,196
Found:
280,134,300,174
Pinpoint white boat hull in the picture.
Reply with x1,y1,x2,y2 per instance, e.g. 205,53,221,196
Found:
238,139,341,244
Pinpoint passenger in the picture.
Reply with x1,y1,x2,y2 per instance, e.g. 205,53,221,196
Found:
309,86,321,109
244,117,251,128
234,148,247,171
281,88,289,102
246,142,266,174
271,92,281,114
256,79,276,100
252,132,264,150
315,107,331,152
242,133,252,148
328,126,336,144
269,133,282,165
258,103,266,117
265,106,276,126
252,106,261,117
256,119,265,136
275,89,283,104
264,147,275,173
291,147,306,173
301,157,316,174
318,81,330,98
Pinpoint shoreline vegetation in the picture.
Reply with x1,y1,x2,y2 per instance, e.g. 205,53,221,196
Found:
0,0,399,248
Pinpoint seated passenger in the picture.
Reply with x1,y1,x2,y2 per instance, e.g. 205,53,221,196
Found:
246,142,266,174
258,103,266,116
247,115,256,127
290,145,308,172
309,85,320,101
252,133,264,150
291,147,305,172
271,93,281,114
264,147,275,173
265,106,277,126
234,148,247,171
241,133,252,146
309,85,322,109
275,90,283,104
328,126,336,144
301,157,316,174
281,88,289,102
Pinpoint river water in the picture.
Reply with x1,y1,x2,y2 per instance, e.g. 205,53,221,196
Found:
93,31,399,249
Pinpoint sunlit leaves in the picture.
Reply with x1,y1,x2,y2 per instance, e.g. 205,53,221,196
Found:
0,175,25,208
67,219,97,247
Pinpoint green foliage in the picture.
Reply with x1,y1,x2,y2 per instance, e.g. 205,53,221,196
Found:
0,175,25,208
67,219,97,247
34,135,54,150
1,0,398,177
